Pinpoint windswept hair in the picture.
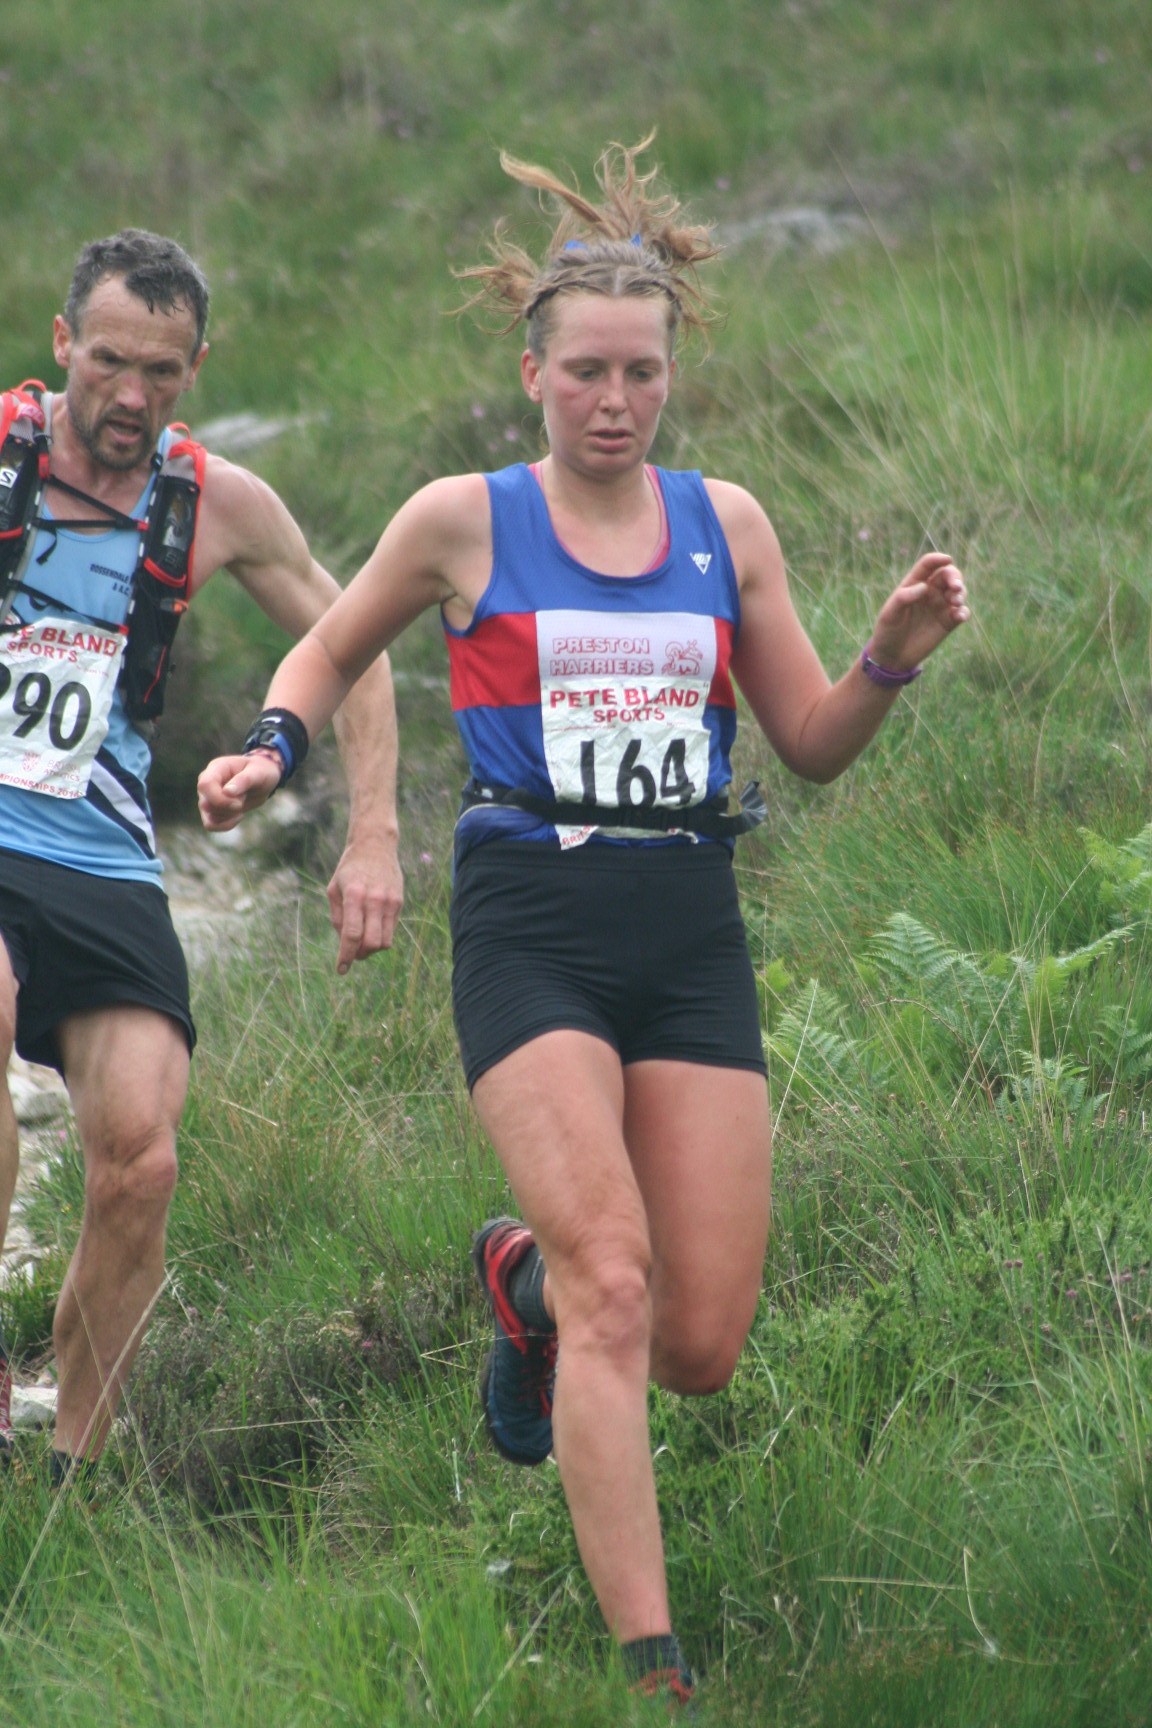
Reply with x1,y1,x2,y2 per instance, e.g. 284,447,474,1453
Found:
65,229,210,355
459,136,720,354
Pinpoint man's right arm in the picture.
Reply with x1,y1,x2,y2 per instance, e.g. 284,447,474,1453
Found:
190,457,404,966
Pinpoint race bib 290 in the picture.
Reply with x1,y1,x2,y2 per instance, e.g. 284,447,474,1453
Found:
0,616,126,799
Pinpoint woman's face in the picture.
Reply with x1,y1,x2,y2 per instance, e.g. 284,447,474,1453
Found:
521,292,674,477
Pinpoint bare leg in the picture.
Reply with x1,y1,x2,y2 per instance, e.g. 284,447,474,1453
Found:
472,1031,670,1642
473,1041,772,1645
53,1005,189,1458
623,1061,772,1394
0,942,19,1448
0,939,21,1253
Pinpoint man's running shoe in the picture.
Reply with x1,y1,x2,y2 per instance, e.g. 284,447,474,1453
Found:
630,1667,696,1710
624,1635,696,1712
471,1217,557,1466
0,1325,14,1470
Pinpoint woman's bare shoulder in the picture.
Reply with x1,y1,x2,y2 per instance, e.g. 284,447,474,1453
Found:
702,478,784,583
701,477,773,532
401,471,491,525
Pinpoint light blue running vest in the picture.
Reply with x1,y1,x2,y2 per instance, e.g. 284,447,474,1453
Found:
0,428,178,883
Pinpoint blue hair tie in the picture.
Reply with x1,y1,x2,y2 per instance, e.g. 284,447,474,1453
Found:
562,235,644,252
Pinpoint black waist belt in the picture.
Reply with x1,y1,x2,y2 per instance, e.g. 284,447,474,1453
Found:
459,778,767,841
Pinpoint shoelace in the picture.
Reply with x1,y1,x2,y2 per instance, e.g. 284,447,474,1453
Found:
510,1330,557,1415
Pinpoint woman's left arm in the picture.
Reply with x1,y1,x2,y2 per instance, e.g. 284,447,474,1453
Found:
714,480,969,784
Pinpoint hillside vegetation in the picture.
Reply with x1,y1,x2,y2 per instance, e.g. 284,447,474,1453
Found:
3,2,1152,1724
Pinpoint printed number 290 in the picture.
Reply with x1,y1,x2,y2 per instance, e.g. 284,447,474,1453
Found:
0,664,93,750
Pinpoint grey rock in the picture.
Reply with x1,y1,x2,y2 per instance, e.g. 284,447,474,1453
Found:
11,1384,56,1430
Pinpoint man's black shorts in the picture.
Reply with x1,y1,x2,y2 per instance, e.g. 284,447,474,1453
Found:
0,846,196,1072
450,838,766,1090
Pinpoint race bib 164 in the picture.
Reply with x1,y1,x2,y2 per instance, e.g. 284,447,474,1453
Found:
536,608,717,845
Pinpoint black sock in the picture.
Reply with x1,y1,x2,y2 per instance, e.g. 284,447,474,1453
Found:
621,1632,691,1686
49,1449,99,1494
507,1243,555,1334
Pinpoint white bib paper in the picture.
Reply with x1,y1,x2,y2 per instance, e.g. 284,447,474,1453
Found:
0,616,126,799
536,608,716,848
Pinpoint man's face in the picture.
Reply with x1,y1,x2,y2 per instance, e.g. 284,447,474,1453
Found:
53,275,207,472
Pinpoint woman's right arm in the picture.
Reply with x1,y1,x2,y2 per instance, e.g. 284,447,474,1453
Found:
197,473,490,829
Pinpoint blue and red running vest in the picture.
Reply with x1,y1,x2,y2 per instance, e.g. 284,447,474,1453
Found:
445,464,743,854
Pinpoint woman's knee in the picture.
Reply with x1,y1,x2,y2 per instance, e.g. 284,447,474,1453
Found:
650,1296,757,1395
652,1339,742,1397
554,1235,653,1357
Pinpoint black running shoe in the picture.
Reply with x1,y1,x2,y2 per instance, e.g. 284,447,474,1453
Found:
471,1217,557,1466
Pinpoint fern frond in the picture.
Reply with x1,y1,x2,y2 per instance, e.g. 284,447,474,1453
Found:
766,980,879,1110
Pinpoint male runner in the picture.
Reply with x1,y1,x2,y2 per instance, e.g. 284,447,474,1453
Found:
0,229,403,1479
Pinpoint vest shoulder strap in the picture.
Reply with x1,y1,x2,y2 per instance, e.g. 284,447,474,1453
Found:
121,424,208,721
0,382,51,622
0,384,209,721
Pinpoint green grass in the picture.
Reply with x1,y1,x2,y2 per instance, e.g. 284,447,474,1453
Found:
4,1,1152,1722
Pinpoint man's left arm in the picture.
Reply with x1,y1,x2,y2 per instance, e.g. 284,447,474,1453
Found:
192,458,404,970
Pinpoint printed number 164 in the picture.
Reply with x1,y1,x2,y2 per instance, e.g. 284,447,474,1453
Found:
579,737,696,808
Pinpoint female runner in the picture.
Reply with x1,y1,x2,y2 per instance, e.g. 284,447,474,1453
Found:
198,141,968,1705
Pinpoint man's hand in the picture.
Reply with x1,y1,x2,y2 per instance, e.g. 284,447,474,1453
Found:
326,836,405,974
197,751,282,831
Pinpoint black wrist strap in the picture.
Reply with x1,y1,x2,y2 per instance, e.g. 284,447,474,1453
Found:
241,707,310,785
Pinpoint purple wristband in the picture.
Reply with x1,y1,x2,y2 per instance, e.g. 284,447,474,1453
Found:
860,644,922,688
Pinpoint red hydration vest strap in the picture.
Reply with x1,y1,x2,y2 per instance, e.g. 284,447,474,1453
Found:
0,380,48,448
123,422,207,719
0,384,208,719
0,383,50,612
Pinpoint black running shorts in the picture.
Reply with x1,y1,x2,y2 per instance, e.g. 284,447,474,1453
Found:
0,846,196,1072
450,838,766,1090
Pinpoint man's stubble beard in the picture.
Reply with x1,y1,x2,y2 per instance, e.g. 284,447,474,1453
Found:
67,394,151,474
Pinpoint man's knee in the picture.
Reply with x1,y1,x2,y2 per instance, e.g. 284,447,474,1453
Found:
0,949,18,1065
84,1131,179,1222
